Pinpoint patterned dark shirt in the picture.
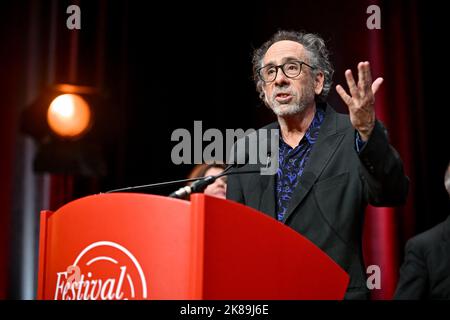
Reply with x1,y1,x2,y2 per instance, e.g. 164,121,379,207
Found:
275,107,325,221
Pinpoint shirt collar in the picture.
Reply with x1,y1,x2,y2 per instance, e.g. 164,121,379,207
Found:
279,106,325,148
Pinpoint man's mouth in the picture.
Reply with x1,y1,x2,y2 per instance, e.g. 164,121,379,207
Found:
275,93,293,102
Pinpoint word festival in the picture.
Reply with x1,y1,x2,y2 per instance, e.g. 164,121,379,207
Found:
54,265,127,300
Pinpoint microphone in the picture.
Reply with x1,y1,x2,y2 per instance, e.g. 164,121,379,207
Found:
168,172,218,199
103,163,257,196
168,164,258,199
168,142,252,199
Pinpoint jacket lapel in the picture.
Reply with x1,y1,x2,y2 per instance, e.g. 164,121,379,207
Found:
281,104,346,224
258,171,276,219
253,122,278,219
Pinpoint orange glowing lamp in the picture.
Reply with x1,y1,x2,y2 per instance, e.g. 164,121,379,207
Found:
47,94,92,139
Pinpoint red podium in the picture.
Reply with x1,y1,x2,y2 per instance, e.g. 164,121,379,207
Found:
37,193,349,300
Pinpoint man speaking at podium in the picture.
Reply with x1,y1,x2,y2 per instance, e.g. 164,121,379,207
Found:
226,30,409,300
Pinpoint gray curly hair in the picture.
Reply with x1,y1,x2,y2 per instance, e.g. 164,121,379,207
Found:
252,30,334,103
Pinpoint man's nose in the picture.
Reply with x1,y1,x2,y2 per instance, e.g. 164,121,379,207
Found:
274,68,289,86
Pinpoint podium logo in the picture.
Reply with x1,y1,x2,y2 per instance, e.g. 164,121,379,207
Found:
54,241,148,300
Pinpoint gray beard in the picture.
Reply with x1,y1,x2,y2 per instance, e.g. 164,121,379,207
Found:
270,90,315,117
271,101,306,116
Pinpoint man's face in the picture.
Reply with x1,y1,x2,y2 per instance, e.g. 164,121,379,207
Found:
261,40,323,116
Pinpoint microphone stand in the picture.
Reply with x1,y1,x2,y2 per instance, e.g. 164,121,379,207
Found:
103,164,258,197
103,176,206,194
168,168,259,199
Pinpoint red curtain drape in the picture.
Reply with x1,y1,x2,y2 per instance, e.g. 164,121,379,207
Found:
362,0,420,300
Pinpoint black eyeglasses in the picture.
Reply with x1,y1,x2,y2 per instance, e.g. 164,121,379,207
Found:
257,60,316,83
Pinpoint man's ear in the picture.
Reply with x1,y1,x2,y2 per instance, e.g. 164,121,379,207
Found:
314,71,324,95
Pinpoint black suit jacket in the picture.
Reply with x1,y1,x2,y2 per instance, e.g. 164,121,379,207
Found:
394,215,450,300
226,104,409,299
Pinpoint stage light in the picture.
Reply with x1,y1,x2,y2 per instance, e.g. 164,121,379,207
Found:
22,85,107,175
47,93,92,139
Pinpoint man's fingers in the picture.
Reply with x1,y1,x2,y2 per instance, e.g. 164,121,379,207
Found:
358,62,366,90
336,84,353,107
341,63,381,106
361,61,373,91
372,77,384,95
345,69,359,98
